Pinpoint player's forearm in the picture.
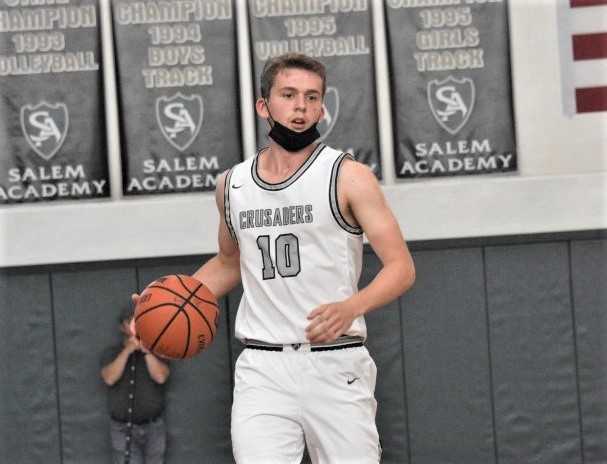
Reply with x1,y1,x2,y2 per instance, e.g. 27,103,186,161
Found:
350,254,415,317
144,353,170,384
100,349,131,386
192,253,241,299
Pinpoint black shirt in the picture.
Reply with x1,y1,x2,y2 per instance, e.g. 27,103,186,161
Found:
100,345,167,424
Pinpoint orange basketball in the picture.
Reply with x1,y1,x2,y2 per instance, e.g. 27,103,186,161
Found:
134,274,219,359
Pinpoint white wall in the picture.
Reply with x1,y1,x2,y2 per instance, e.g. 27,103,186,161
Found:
1,0,606,267
511,0,607,175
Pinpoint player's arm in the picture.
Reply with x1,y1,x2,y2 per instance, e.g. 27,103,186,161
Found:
130,173,239,336
306,160,415,342
340,160,415,313
191,171,241,299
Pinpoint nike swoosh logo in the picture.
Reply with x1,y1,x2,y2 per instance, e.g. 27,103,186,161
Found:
232,184,243,189
347,377,360,385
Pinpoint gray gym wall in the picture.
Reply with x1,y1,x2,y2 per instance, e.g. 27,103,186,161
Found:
1,231,605,464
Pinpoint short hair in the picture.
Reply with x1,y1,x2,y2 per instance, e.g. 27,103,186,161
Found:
260,53,326,100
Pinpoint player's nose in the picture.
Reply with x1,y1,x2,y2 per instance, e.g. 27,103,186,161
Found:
294,94,306,111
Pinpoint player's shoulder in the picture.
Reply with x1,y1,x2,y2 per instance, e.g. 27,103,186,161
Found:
215,157,254,207
224,156,252,174
335,155,382,207
338,155,376,183
214,170,229,209
217,157,252,189
216,170,228,192
226,156,255,180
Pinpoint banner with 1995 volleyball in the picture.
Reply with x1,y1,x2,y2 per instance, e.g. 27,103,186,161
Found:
385,0,516,178
248,0,382,177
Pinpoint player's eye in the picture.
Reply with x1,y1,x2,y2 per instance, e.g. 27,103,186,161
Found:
282,92,293,98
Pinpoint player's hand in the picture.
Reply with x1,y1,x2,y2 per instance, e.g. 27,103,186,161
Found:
305,301,360,343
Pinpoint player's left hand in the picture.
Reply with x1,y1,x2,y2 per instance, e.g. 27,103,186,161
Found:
305,301,359,343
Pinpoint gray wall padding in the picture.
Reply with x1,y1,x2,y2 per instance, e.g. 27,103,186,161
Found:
402,248,495,464
52,265,137,464
362,248,410,464
486,243,582,464
1,235,605,463
0,270,61,464
571,240,607,463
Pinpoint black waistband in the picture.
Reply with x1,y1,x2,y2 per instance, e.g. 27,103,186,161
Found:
245,340,363,352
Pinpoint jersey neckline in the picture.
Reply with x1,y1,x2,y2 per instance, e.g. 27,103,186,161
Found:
251,143,326,191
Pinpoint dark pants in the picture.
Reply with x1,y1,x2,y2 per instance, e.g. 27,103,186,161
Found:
110,417,166,464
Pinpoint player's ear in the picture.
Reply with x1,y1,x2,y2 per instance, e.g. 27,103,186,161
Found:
256,97,269,118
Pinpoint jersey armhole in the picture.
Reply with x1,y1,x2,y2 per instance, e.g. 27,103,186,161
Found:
329,153,363,235
223,168,238,244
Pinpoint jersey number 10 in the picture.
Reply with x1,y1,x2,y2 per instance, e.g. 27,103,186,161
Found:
256,233,301,280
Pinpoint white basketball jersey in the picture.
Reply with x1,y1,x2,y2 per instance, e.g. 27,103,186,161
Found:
225,143,367,344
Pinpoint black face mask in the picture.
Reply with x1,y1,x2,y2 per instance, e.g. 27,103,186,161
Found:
264,100,320,152
268,119,320,152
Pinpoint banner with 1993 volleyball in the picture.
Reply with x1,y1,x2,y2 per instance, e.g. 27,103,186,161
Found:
248,0,381,177
385,0,516,178
112,0,241,195
0,0,108,204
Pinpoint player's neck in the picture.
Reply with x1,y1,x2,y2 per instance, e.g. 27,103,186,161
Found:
259,141,319,181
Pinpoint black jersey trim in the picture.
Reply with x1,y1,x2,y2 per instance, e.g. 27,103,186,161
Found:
223,168,238,244
329,153,363,235
251,143,326,191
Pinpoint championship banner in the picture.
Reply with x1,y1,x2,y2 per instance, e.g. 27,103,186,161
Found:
385,0,516,178
112,0,241,195
248,0,381,176
0,0,108,204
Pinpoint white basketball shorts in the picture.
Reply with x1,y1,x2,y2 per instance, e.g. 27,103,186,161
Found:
231,345,381,464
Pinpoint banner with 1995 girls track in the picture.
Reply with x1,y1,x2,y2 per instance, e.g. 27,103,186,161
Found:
385,0,516,178
248,0,381,177
0,0,108,204
112,0,241,195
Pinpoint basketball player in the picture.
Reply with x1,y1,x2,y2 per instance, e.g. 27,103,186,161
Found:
137,53,415,463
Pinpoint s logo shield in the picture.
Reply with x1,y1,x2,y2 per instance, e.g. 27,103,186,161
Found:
156,93,203,151
20,101,69,161
319,86,339,140
427,76,475,135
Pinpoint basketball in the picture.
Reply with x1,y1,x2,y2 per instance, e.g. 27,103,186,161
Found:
134,274,219,359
